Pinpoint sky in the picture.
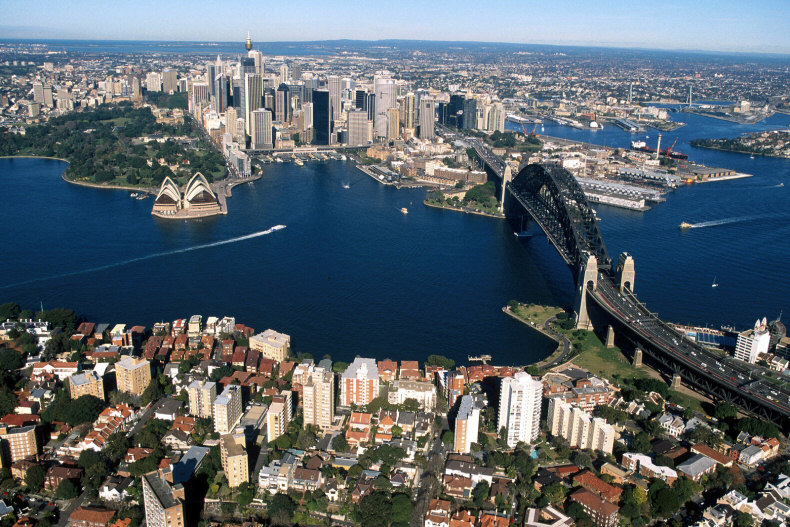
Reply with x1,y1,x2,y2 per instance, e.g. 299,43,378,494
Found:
1,0,790,55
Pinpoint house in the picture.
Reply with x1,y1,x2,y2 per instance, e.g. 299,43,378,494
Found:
98,475,133,502
378,359,398,383
68,507,116,527
443,474,473,499
657,413,686,438
153,398,183,421
45,465,84,490
290,467,321,491
397,411,416,435
424,499,451,527
444,454,494,486
740,445,765,466
479,512,511,527
690,443,734,468
162,429,194,451
399,360,421,380
351,478,374,504
677,454,718,482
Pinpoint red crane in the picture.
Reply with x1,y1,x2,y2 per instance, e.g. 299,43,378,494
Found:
664,137,678,156
531,123,538,136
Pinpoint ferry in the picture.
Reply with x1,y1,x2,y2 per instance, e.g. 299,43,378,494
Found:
400,207,408,214
294,158,304,166
268,225,286,233
630,140,689,160
679,222,693,230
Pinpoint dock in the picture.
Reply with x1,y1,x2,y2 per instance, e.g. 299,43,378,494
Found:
468,355,492,364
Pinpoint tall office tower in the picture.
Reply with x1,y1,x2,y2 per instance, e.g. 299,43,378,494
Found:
207,63,216,97
142,472,184,527
214,73,228,113
190,83,209,113
302,367,335,430
162,69,177,93
327,75,342,124
248,49,264,74
347,110,372,146
735,318,771,364
33,82,44,104
240,57,255,77
419,97,435,139
366,92,376,121
275,83,290,123
131,76,141,99
213,385,243,434
437,102,449,125
263,89,275,112
220,433,249,488
232,79,243,111
178,78,187,93
302,102,313,130
116,357,151,397
374,76,397,137
340,358,379,406
386,107,400,140
226,106,238,137
279,63,289,84
291,64,302,80
312,90,331,145
498,372,542,447
462,98,477,130
453,395,480,454
355,89,367,110
403,92,415,129
251,109,273,149
187,380,216,419
146,72,162,92
42,85,53,107
243,73,262,135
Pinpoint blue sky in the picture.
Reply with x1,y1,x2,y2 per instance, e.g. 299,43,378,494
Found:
2,0,789,54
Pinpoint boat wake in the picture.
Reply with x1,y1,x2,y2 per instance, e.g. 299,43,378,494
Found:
685,215,772,229
0,226,286,289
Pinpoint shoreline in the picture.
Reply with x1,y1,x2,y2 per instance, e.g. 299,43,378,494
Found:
690,144,790,160
423,200,505,219
63,172,157,193
501,306,567,369
0,155,70,163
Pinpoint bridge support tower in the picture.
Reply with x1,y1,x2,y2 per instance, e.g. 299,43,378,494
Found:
574,252,598,330
605,325,615,348
671,373,682,390
616,252,635,292
633,348,643,367
499,165,512,213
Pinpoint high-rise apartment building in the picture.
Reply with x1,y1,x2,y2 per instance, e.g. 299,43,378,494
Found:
68,371,105,401
249,329,290,361
187,380,216,419
213,385,242,434
548,398,615,454
251,108,273,149
220,433,249,488
145,72,162,92
340,358,379,407
498,372,542,447
266,390,292,443
735,318,771,364
115,357,151,398
302,367,335,430
0,425,38,464
453,395,480,454
419,97,435,139
374,76,397,137
142,472,184,527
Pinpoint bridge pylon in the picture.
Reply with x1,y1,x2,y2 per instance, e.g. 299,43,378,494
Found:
616,252,635,292
499,165,512,213
574,252,598,330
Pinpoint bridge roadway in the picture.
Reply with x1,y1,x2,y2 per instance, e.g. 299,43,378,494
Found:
590,273,790,429
467,138,506,178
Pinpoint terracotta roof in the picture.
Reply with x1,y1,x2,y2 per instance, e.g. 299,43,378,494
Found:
69,507,115,526
573,470,623,503
570,489,619,517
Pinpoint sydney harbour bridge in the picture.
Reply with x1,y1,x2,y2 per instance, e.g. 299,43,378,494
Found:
468,139,790,432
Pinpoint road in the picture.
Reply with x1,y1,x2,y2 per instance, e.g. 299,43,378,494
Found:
542,315,573,369
126,401,158,438
409,417,447,527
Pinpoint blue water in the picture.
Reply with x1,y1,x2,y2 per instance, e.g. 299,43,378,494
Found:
2,110,789,364
0,158,561,365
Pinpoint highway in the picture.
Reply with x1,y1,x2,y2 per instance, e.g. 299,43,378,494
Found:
466,138,506,178
591,273,790,420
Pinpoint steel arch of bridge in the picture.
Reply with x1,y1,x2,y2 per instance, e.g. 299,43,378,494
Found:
506,163,611,278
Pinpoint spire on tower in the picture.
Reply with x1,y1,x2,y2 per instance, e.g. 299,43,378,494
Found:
245,31,253,52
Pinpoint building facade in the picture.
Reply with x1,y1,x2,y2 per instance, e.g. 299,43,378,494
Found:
213,385,242,435
302,367,335,430
453,395,480,454
187,380,216,419
115,357,151,397
142,473,184,527
340,358,379,407
497,372,542,447
220,433,249,488
68,371,105,401
249,329,290,362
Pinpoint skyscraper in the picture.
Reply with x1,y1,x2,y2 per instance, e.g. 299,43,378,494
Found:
244,73,262,135
312,89,332,146
248,50,264,75
279,63,289,84
213,385,243,434
302,367,335,430
207,63,216,97
327,75,342,125
251,108,273,149
387,107,400,140
498,372,542,447
462,98,477,130
355,89,367,110
419,97,435,139
275,83,290,123
347,110,372,146
340,358,379,406
214,73,228,113
146,72,162,92
162,69,177,94
403,92,415,129
374,76,397,137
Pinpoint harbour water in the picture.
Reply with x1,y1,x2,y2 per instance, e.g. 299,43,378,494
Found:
1,110,789,364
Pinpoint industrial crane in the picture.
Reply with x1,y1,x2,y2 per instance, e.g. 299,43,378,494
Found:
665,137,678,156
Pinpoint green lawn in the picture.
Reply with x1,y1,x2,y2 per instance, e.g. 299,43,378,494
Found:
509,302,564,328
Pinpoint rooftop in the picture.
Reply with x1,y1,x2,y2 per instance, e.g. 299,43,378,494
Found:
143,473,179,509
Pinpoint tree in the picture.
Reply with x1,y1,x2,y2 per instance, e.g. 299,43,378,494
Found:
25,464,46,492
0,303,21,321
441,430,454,446
391,493,413,525
268,493,296,525
56,478,79,499
632,432,652,454
651,487,680,518
332,434,350,453
573,451,593,470
425,354,455,370
235,482,255,506
356,491,392,527
472,480,490,507
734,512,755,527
0,348,24,370
542,481,566,505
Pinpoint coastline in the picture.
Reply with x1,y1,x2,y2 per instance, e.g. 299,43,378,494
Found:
690,144,790,159
0,155,70,163
423,199,505,219
501,306,568,369
62,172,156,193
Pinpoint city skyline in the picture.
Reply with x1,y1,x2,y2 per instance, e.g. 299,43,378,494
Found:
2,0,790,55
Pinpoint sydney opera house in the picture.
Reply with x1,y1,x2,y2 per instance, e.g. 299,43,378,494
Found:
151,173,223,218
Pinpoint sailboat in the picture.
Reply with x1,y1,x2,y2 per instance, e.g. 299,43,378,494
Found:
711,277,719,288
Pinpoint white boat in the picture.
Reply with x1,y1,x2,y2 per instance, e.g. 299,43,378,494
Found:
711,276,719,288
400,207,408,214
269,225,286,232
342,183,350,189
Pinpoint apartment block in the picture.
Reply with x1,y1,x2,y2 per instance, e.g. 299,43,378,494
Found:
302,367,335,430
68,371,105,401
0,425,38,464
142,472,184,527
213,385,242,435
453,395,480,454
387,380,436,410
548,399,615,454
187,380,216,419
340,358,379,407
220,433,249,488
498,372,542,447
115,357,151,397
249,329,290,362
